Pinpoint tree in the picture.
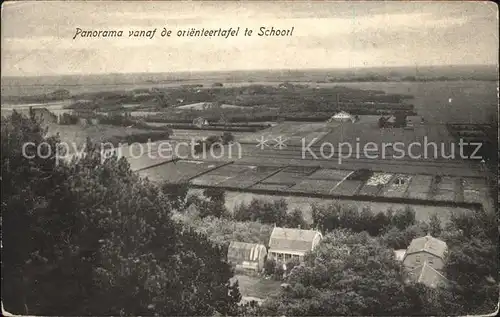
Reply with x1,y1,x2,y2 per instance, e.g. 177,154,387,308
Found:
390,206,416,230
234,198,288,226
378,116,388,128
428,213,442,237
161,182,189,210
1,111,240,316
285,208,308,229
203,187,225,204
394,112,407,128
440,210,499,315
264,230,414,316
221,132,235,145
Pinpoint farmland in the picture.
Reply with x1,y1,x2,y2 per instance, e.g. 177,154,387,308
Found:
2,69,496,225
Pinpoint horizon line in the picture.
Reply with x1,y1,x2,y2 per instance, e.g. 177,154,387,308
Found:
2,63,498,79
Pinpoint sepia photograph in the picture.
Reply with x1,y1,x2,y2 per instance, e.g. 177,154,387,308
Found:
1,0,499,316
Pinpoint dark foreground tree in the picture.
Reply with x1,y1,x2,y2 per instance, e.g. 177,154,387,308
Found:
1,111,239,316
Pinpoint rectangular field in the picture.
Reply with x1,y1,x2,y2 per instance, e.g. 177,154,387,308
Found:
308,168,354,180
216,165,281,188
330,179,364,195
238,121,334,145
380,174,412,198
462,177,489,204
406,175,433,200
289,179,340,194
138,160,224,183
433,177,459,201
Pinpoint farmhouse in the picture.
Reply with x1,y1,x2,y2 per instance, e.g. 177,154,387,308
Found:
268,227,322,263
227,241,267,274
401,235,449,288
328,111,355,122
403,234,448,270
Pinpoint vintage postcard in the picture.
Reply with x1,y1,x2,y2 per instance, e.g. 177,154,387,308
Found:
1,1,498,316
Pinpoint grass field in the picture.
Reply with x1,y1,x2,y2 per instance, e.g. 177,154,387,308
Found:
138,160,225,183
232,275,281,300
238,121,335,145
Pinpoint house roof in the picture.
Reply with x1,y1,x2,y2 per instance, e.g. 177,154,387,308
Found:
386,115,396,123
268,227,322,253
227,241,267,263
405,235,447,259
407,261,448,288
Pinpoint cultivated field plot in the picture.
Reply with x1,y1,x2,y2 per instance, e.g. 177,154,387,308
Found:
289,179,340,194
251,166,319,190
307,168,353,180
380,174,412,198
406,175,433,200
138,160,224,183
189,164,250,186
358,172,394,196
170,129,251,141
193,164,279,188
462,177,490,204
190,174,233,186
319,120,456,159
238,121,334,145
286,168,352,194
432,176,459,201
330,179,364,195
126,155,174,172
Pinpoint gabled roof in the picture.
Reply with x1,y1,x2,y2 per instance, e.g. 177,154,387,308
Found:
227,241,267,263
386,115,396,123
268,227,322,253
405,235,447,260
407,261,448,288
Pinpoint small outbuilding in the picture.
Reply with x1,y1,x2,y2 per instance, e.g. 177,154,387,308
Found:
227,241,268,274
328,111,355,123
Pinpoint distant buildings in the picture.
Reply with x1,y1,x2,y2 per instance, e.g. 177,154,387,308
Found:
193,117,209,128
268,227,322,263
378,113,407,128
397,234,449,288
227,241,267,274
328,111,355,123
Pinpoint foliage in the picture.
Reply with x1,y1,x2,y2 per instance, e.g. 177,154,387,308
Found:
1,111,240,316
58,112,79,125
428,212,442,237
381,222,429,249
286,208,309,229
222,131,235,144
262,230,414,316
172,208,274,248
311,202,413,236
105,130,171,146
234,198,289,226
440,210,499,315
161,182,189,210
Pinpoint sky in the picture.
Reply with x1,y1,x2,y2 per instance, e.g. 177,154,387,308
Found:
1,1,498,76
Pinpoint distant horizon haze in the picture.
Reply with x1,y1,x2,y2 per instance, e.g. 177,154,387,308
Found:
1,1,497,76
1,64,498,80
